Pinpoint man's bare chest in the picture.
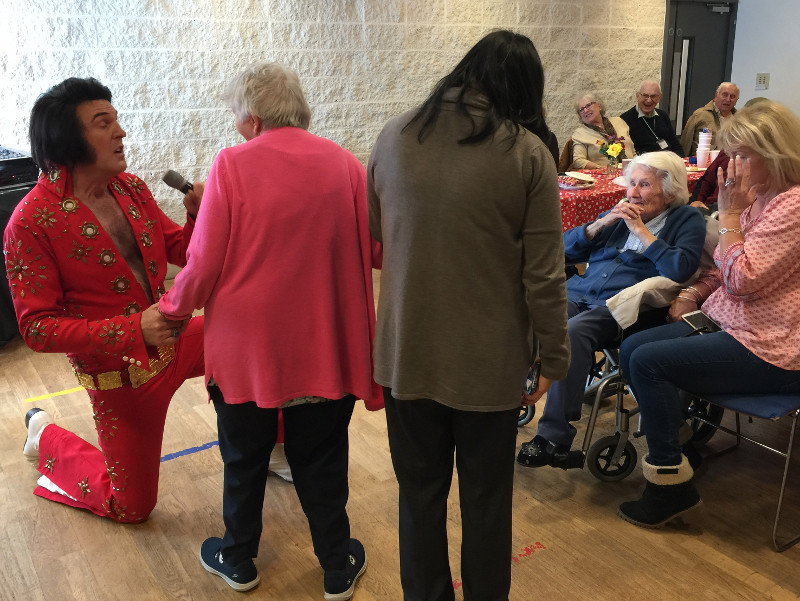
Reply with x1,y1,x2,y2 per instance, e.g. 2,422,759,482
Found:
82,195,141,264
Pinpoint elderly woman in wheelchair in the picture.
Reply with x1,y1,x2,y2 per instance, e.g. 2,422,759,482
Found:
617,101,800,529
517,151,706,468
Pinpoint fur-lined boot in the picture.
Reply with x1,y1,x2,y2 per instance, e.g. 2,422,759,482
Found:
618,455,702,528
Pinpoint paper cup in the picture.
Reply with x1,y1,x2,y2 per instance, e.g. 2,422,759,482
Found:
696,149,710,169
710,150,721,163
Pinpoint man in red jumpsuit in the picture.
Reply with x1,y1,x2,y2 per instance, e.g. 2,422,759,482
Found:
3,77,204,522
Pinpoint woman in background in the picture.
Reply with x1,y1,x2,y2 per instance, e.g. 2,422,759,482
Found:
570,92,635,169
368,30,569,601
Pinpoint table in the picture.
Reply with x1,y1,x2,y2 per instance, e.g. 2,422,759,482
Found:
559,169,704,231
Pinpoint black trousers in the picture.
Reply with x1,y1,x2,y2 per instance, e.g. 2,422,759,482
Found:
383,389,518,601
211,387,356,571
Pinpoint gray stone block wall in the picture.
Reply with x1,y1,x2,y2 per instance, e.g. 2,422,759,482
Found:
2,0,665,222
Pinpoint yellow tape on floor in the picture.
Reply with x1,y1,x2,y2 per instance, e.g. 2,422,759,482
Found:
25,386,84,403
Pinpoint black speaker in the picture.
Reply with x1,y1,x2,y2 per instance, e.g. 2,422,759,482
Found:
1,182,36,348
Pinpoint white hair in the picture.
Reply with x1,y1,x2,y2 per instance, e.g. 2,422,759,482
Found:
638,79,662,94
575,92,604,115
223,62,311,130
716,81,740,95
622,151,689,207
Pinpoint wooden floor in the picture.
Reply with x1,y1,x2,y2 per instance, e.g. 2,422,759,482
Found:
2,273,800,600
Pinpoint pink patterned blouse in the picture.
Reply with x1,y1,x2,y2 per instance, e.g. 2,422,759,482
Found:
699,186,800,370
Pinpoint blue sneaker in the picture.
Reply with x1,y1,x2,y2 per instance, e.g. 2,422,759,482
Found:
324,538,367,601
199,537,260,592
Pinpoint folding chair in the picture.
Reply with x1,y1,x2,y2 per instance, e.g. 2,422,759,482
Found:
691,392,800,552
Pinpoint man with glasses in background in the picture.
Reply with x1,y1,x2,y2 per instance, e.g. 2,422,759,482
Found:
621,80,684,157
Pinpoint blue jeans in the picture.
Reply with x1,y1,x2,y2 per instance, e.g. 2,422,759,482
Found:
620,321,800,466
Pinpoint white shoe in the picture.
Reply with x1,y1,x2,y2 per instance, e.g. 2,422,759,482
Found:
268,443,293,483
36,475,77,501
23,408,53,463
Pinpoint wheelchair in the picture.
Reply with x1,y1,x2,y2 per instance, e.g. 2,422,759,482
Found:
519,214,725,477
518,404,535,427
517,308,725,481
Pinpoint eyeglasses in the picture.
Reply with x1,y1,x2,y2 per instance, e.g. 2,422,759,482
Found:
637,93,661,101
577,101,596,114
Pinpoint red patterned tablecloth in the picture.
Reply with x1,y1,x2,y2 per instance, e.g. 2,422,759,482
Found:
559,169,704,232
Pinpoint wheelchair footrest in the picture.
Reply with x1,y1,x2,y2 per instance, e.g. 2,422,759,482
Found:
552,450,586,470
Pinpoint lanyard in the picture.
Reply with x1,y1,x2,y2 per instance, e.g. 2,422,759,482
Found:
640,114,660,141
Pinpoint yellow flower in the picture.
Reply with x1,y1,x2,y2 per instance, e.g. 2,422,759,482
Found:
607,143,623,158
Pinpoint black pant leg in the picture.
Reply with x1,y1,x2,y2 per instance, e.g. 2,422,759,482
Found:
454,407,518,601
281,396,356,572
211,387,278,564
384,388,457,601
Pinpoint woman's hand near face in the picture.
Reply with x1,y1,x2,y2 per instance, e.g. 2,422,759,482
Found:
618,202,657,247
616,201,645,227
717,155,757,216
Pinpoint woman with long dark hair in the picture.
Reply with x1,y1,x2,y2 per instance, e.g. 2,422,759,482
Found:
367,30,569,600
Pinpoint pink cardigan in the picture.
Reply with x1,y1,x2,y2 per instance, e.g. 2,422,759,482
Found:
159,127,383,408
700,186,800,370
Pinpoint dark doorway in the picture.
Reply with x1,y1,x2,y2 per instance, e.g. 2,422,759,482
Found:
660,0,738,135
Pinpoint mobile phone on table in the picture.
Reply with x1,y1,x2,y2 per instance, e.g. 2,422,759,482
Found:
525,360,542,394
681,310,722,333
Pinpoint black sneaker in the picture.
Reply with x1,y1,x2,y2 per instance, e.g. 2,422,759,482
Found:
324,538,367,601
199,537,260,592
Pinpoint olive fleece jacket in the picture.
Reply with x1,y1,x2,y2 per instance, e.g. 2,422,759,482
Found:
367,89,570,411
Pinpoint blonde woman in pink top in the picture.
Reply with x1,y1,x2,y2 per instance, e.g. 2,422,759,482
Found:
616,100,800,529
158,63,381,598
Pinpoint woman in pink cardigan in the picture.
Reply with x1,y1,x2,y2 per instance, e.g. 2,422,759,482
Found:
159,62,381,599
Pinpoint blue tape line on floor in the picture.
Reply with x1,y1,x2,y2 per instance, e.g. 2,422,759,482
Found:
161,440,219,462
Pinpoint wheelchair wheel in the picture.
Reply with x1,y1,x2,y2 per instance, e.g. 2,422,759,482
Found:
587,435,637,482
518,404,535,427
683,394,724,447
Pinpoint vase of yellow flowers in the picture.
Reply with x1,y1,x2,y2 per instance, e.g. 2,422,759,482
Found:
597,136,626,175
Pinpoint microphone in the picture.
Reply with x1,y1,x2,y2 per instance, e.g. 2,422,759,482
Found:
162,170,194,194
